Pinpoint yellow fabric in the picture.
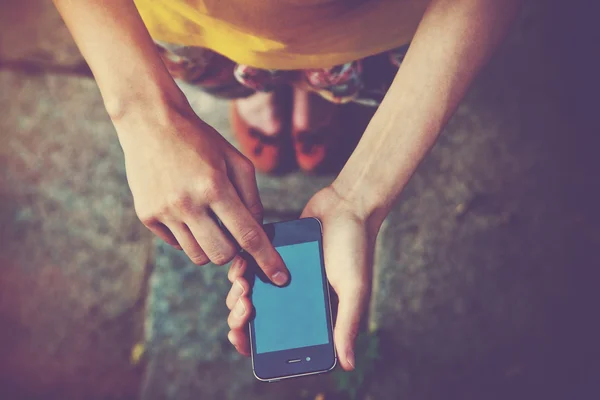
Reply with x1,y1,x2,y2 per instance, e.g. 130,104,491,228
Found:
134,0,431,70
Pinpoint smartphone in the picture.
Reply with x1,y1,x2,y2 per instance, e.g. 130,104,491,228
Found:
246,217,336,382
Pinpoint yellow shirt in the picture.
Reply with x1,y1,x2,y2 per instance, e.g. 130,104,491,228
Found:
134,0,430,70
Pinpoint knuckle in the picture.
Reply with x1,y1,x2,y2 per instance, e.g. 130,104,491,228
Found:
208,248,236,266
190,254,209,265
137,212,155,227
238,278,249,293
227,313,237,329
225,294,234,310
166,192,194,214
134,205,156,225
211,254,227,266
228,259,245,282
238,228,263,252
163,237,178,247
247,202,264,219
238,157,256,175
200,177,227,202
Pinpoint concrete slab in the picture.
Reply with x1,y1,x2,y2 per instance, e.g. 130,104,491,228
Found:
0,0,82,64
369,1,600,399
0,70,152,399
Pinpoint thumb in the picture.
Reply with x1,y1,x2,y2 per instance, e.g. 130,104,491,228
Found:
333,282,370,371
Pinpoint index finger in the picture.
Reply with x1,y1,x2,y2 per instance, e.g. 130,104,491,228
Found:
210,184,289,286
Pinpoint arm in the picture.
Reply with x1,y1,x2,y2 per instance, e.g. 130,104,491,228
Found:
53,0,288,283
334,0,523,229
53,0,185,119
226,0,523,370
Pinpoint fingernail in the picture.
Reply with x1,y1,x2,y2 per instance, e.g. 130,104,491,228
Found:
271,271,288,286
347,350,356,370
234,299,246,317
232,280,245,298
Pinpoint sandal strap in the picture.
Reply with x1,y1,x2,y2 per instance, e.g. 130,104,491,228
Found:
248,128,283,146
248,128,283,155
296,130,326,154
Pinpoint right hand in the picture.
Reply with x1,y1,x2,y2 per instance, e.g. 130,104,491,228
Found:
113,100,289,285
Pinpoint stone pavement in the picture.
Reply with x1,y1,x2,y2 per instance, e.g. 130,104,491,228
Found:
370,1,600,397
1,0,600,399
1,1,150,399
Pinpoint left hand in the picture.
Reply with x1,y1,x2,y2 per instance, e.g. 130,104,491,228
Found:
225,185,380,371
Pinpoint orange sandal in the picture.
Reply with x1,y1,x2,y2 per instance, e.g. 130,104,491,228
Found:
292,102,372,174
293,126,330,173
230,100,292,174
291,96,342,173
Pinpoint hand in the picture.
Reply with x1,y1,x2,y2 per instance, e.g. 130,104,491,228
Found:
225,186,379,370
115,101,288,284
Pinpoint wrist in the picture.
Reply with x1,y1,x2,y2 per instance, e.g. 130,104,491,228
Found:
107,83,199,155
106,79,196,148
104,79,190,124
330,176,392,235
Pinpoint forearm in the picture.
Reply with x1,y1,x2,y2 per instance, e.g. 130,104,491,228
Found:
333,0,522,226
53,0,186,121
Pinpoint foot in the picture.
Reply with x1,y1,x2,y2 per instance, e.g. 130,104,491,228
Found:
231,90,290,174
235,91,285,137
291,87,339,173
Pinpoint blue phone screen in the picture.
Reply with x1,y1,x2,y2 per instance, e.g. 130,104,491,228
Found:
252,241,329,354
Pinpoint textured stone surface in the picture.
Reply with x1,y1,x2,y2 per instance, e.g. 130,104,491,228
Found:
0,0,83,69
0,71,152,399
3,0,600,399
369,1,600,399
0,1,151,397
